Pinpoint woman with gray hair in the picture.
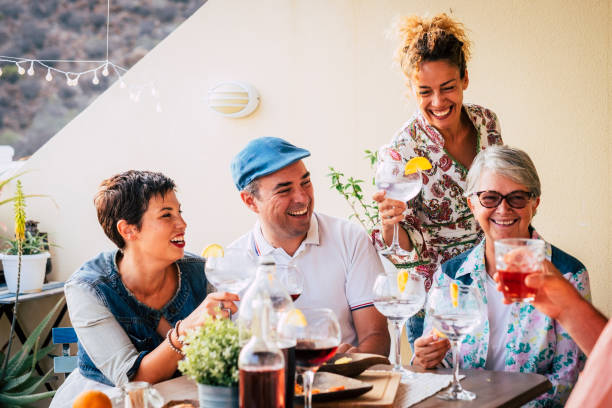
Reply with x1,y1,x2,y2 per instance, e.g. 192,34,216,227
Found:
413,145,590,407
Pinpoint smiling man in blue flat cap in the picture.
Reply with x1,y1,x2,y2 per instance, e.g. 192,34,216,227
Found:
229,137,390,356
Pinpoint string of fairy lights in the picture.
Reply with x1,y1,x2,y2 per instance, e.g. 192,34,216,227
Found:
0,0,161,112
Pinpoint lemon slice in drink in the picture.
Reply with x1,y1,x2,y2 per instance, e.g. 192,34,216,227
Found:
202,244,224,258
433,328,448,339
404,157,432,175
397,270,409,293
284,309,307,327
450,281,459,308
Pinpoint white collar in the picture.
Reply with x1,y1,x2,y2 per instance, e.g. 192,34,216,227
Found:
251,214,320,258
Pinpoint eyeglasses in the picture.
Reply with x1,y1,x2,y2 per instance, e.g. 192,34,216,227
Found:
473,190,534,209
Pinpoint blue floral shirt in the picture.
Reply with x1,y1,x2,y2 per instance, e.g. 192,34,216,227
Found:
426,230,590,407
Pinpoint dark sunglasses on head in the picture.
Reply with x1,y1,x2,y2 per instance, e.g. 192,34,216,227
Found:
473,190,534,209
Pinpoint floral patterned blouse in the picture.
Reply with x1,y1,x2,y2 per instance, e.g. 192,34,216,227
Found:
426,230,590,408
373,103,503,289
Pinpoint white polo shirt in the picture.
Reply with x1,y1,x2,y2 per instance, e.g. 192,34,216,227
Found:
229,212,383,346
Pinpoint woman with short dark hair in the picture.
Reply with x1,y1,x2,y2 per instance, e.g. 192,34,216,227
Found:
51,170,238,407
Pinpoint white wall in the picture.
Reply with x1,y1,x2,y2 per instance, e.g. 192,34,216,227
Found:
3,0,611,321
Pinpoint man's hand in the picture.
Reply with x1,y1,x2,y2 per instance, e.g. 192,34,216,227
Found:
412,331,450,369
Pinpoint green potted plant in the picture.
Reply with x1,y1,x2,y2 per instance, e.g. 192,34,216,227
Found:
0,221,50,293
178,316,240,408
0,180,60,405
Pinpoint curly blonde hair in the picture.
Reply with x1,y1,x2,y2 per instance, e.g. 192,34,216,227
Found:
395,13,472,83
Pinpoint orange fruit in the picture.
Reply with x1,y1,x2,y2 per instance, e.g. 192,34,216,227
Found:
202,243,224,258
433,328,448,339
397,270,409,293
404,157,432,174
73,390,112,408
450,282,459,308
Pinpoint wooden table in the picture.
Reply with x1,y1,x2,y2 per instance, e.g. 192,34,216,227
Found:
408,368,551,408
154,366,551,408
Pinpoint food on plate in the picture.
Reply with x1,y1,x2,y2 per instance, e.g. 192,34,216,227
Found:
334,356,353,365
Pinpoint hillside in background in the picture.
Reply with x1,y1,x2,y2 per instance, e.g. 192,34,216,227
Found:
0,0,206,158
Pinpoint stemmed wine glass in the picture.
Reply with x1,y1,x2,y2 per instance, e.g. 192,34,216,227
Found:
427,282,485,400
373,269,426,381
204,248,257,295
375,146,423,256
280,308,341,408
276,264,304,301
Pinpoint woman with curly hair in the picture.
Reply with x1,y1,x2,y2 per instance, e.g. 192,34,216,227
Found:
372,13,503,346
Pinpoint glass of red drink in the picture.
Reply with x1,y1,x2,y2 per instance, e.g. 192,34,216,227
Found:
276,264,304,302
494,238,545,302
279,308,341,408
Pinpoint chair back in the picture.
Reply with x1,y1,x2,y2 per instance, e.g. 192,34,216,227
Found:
52,327,78,374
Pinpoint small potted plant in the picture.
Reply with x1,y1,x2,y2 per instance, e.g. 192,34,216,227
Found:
0,211,50,293
178,316,240,408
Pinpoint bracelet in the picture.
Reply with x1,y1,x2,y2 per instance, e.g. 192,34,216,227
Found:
174,320,184,346
166,328,184,356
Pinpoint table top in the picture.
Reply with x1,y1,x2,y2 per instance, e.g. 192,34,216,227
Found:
0,281,64,304
409,368,551,408
154,366,551,408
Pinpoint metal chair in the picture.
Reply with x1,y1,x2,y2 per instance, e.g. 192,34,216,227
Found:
51,327,78,376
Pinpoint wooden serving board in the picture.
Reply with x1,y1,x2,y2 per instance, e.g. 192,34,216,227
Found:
297,370,401,407
155,370,401,408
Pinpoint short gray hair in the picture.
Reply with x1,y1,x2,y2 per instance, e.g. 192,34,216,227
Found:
465,145,541,198
243,178,260,198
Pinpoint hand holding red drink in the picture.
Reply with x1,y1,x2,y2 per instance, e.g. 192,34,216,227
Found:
494,238,545,302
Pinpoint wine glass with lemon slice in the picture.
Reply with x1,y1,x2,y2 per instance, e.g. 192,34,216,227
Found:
203,244,257,295
279,308,341,408
373,269,425,381
427,282,485,400
375,146,429,256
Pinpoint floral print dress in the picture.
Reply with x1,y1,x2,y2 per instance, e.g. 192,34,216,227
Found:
372,103,502,344
426,230,589,407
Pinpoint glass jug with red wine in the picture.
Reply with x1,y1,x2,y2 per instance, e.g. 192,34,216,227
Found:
238,256,296,408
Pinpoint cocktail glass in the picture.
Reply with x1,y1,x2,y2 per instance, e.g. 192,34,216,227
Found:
428,283,485,400
375,147,423,257
373,269,425,381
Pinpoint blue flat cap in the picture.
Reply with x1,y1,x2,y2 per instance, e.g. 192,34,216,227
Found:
231,137,311,191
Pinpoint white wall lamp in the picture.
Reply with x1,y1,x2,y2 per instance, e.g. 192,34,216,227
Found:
207,81,260,118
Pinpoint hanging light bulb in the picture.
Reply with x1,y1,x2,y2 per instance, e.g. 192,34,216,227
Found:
119,80,126,89
151,87,157,97
45,68,52,82
27,61,35,76
102,63,109,77
0,67,3,77
156,102,162,113
66,73,75,86
73,74,80,86
16,63,25,75
92,72,99,85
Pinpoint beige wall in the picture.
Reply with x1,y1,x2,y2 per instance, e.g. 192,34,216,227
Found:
3,0,611,332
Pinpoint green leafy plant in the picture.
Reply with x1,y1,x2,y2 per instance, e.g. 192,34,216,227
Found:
0,181,58,406
178,317,240,387
0,298,63,406
2,231,48,256
328,149,380,233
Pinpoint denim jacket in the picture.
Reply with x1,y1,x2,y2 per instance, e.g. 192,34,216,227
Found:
66,250,207,386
